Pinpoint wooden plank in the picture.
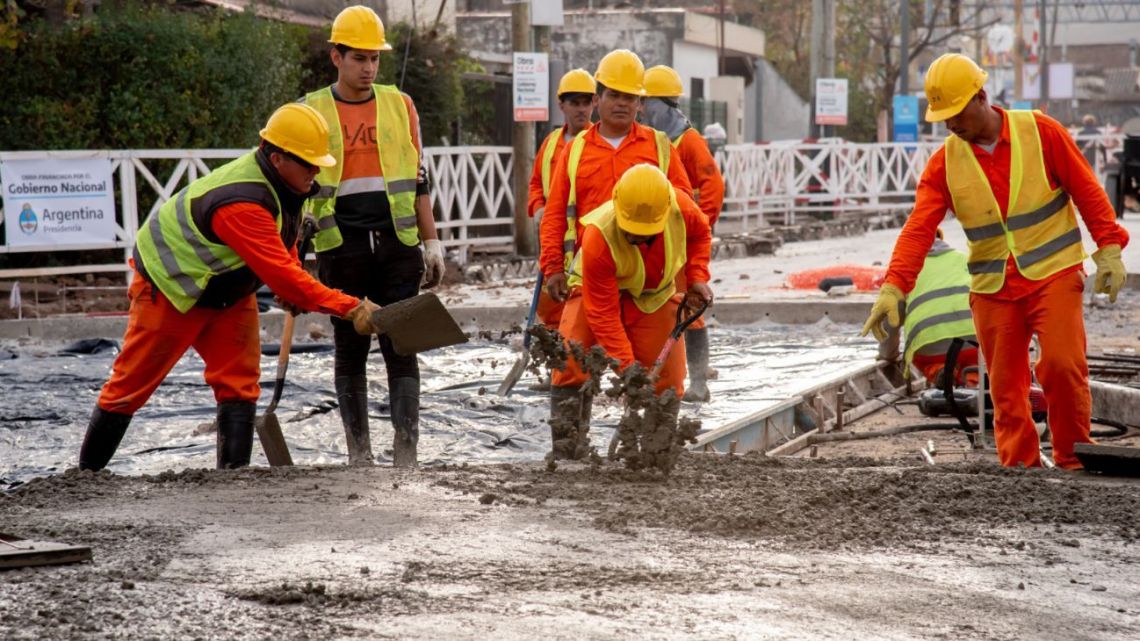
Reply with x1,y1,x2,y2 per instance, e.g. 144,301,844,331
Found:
0,533,92,569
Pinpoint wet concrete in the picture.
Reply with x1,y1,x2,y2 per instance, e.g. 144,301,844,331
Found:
0,321,876,489
1,458,1137,640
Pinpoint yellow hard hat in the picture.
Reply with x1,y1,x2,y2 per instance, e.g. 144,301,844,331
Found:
613,164,673,236
329,5,391,51
557,68,597,97
260,103,337,168
594,49,646,96
924,53,988,122
644,65,683,98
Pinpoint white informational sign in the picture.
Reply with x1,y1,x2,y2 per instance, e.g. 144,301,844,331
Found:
815,78,848,126
2,158,117,249
1021,63,1075,100
513,52,550,122
530,0,564,26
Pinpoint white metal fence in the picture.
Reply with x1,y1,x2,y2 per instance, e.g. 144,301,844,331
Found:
0,132,1124,278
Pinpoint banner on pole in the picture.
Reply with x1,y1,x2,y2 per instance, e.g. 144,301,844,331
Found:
815,78,848,126
513,52,550,122
2,158,117,249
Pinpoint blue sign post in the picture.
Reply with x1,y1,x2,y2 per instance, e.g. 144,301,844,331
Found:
893,95,920,143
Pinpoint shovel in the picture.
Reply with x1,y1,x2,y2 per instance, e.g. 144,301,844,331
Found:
607,298,709,459
497,272,544,396
254,308,296,467
369,292,468,356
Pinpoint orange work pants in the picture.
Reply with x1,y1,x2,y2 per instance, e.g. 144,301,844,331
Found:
536,288,565,329
552,291,687,397
97,273,262,415
970,270,1091,469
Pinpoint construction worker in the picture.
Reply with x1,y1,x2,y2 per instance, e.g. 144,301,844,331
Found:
549,164,712,460
862,53,1129,470
527,68,596,328
78,103,380,472
302,5,443,467
540,49,693,318
878,229,978,386
641,64,726,402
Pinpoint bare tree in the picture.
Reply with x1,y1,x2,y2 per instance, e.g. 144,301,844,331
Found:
838,0,997,137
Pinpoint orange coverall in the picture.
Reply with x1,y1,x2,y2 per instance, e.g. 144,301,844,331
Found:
98,203,359,415
553,191,712,398
539,122,693,281
672,128,725,331
528,127,570,327
884,107,1130,469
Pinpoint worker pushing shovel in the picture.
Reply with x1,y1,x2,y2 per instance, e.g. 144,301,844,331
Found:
546,164,713,462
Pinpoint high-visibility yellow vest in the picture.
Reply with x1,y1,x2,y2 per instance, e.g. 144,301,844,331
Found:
567,197,686,314
303,84,420,251
134,152,283,313
945,109,1086,294
539,127,563,198
903,248,976,367
561,128,671,272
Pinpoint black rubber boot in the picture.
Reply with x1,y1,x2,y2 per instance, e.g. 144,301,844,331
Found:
216,401,255,470
336,375,374,466
390,377,420,468
682,328,712,403
78,406,132,471
549,385,593,460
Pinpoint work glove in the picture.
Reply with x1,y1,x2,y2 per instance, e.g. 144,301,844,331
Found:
860,283,905,342
685,281,714,312
422,239,445,289
1092,244,1126,303
273,295,304,317
344,297,381,336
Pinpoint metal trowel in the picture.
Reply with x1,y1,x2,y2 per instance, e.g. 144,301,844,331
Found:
370,293,467,356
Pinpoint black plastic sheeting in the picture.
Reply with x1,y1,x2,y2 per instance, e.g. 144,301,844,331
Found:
1,320,875,489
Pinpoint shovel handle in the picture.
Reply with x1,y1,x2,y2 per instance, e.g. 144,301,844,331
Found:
267,313,295,412
522,272,544,350
649,300,710,380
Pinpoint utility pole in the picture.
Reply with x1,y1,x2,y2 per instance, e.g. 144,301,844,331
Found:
511,1,535,257
718,0,726,76
809,0,834,137
899,0,910,95
1038,0,1048,108
1014,0,1023,100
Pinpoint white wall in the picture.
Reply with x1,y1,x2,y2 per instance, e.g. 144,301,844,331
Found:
671,40,719,98
709,76,745,144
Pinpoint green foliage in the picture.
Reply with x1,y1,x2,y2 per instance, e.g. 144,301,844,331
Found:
0,2,308,151
380,22,464,146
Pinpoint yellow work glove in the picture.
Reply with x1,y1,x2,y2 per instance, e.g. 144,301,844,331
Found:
344,297,381,335
1092,244,1126,303
860,284,905,341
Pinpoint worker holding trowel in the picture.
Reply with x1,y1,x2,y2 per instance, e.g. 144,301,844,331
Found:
540,48,693,320
78,103,380,472
862,53,1129,470
301,5,442,467
527,68,597,329
548,164,713,460
640,64,726,403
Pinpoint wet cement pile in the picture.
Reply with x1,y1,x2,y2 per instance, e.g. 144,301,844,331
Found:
434,454,1140,551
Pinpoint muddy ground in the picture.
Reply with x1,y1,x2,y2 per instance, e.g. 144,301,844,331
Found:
1,454,1138,640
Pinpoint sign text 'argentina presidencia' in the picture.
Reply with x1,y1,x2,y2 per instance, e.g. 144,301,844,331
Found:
1,158,117,249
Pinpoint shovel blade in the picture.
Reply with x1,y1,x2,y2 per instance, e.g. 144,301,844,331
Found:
496,352,530,396
255,411,294,467
371,293,468,356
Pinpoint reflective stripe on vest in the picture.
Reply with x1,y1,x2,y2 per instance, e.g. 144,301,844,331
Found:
566,197,687,315
561,128,672,272
946,109,1086,294
303,84,420,251
539,128,563,198
902,249,976,366
134,152,281,313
